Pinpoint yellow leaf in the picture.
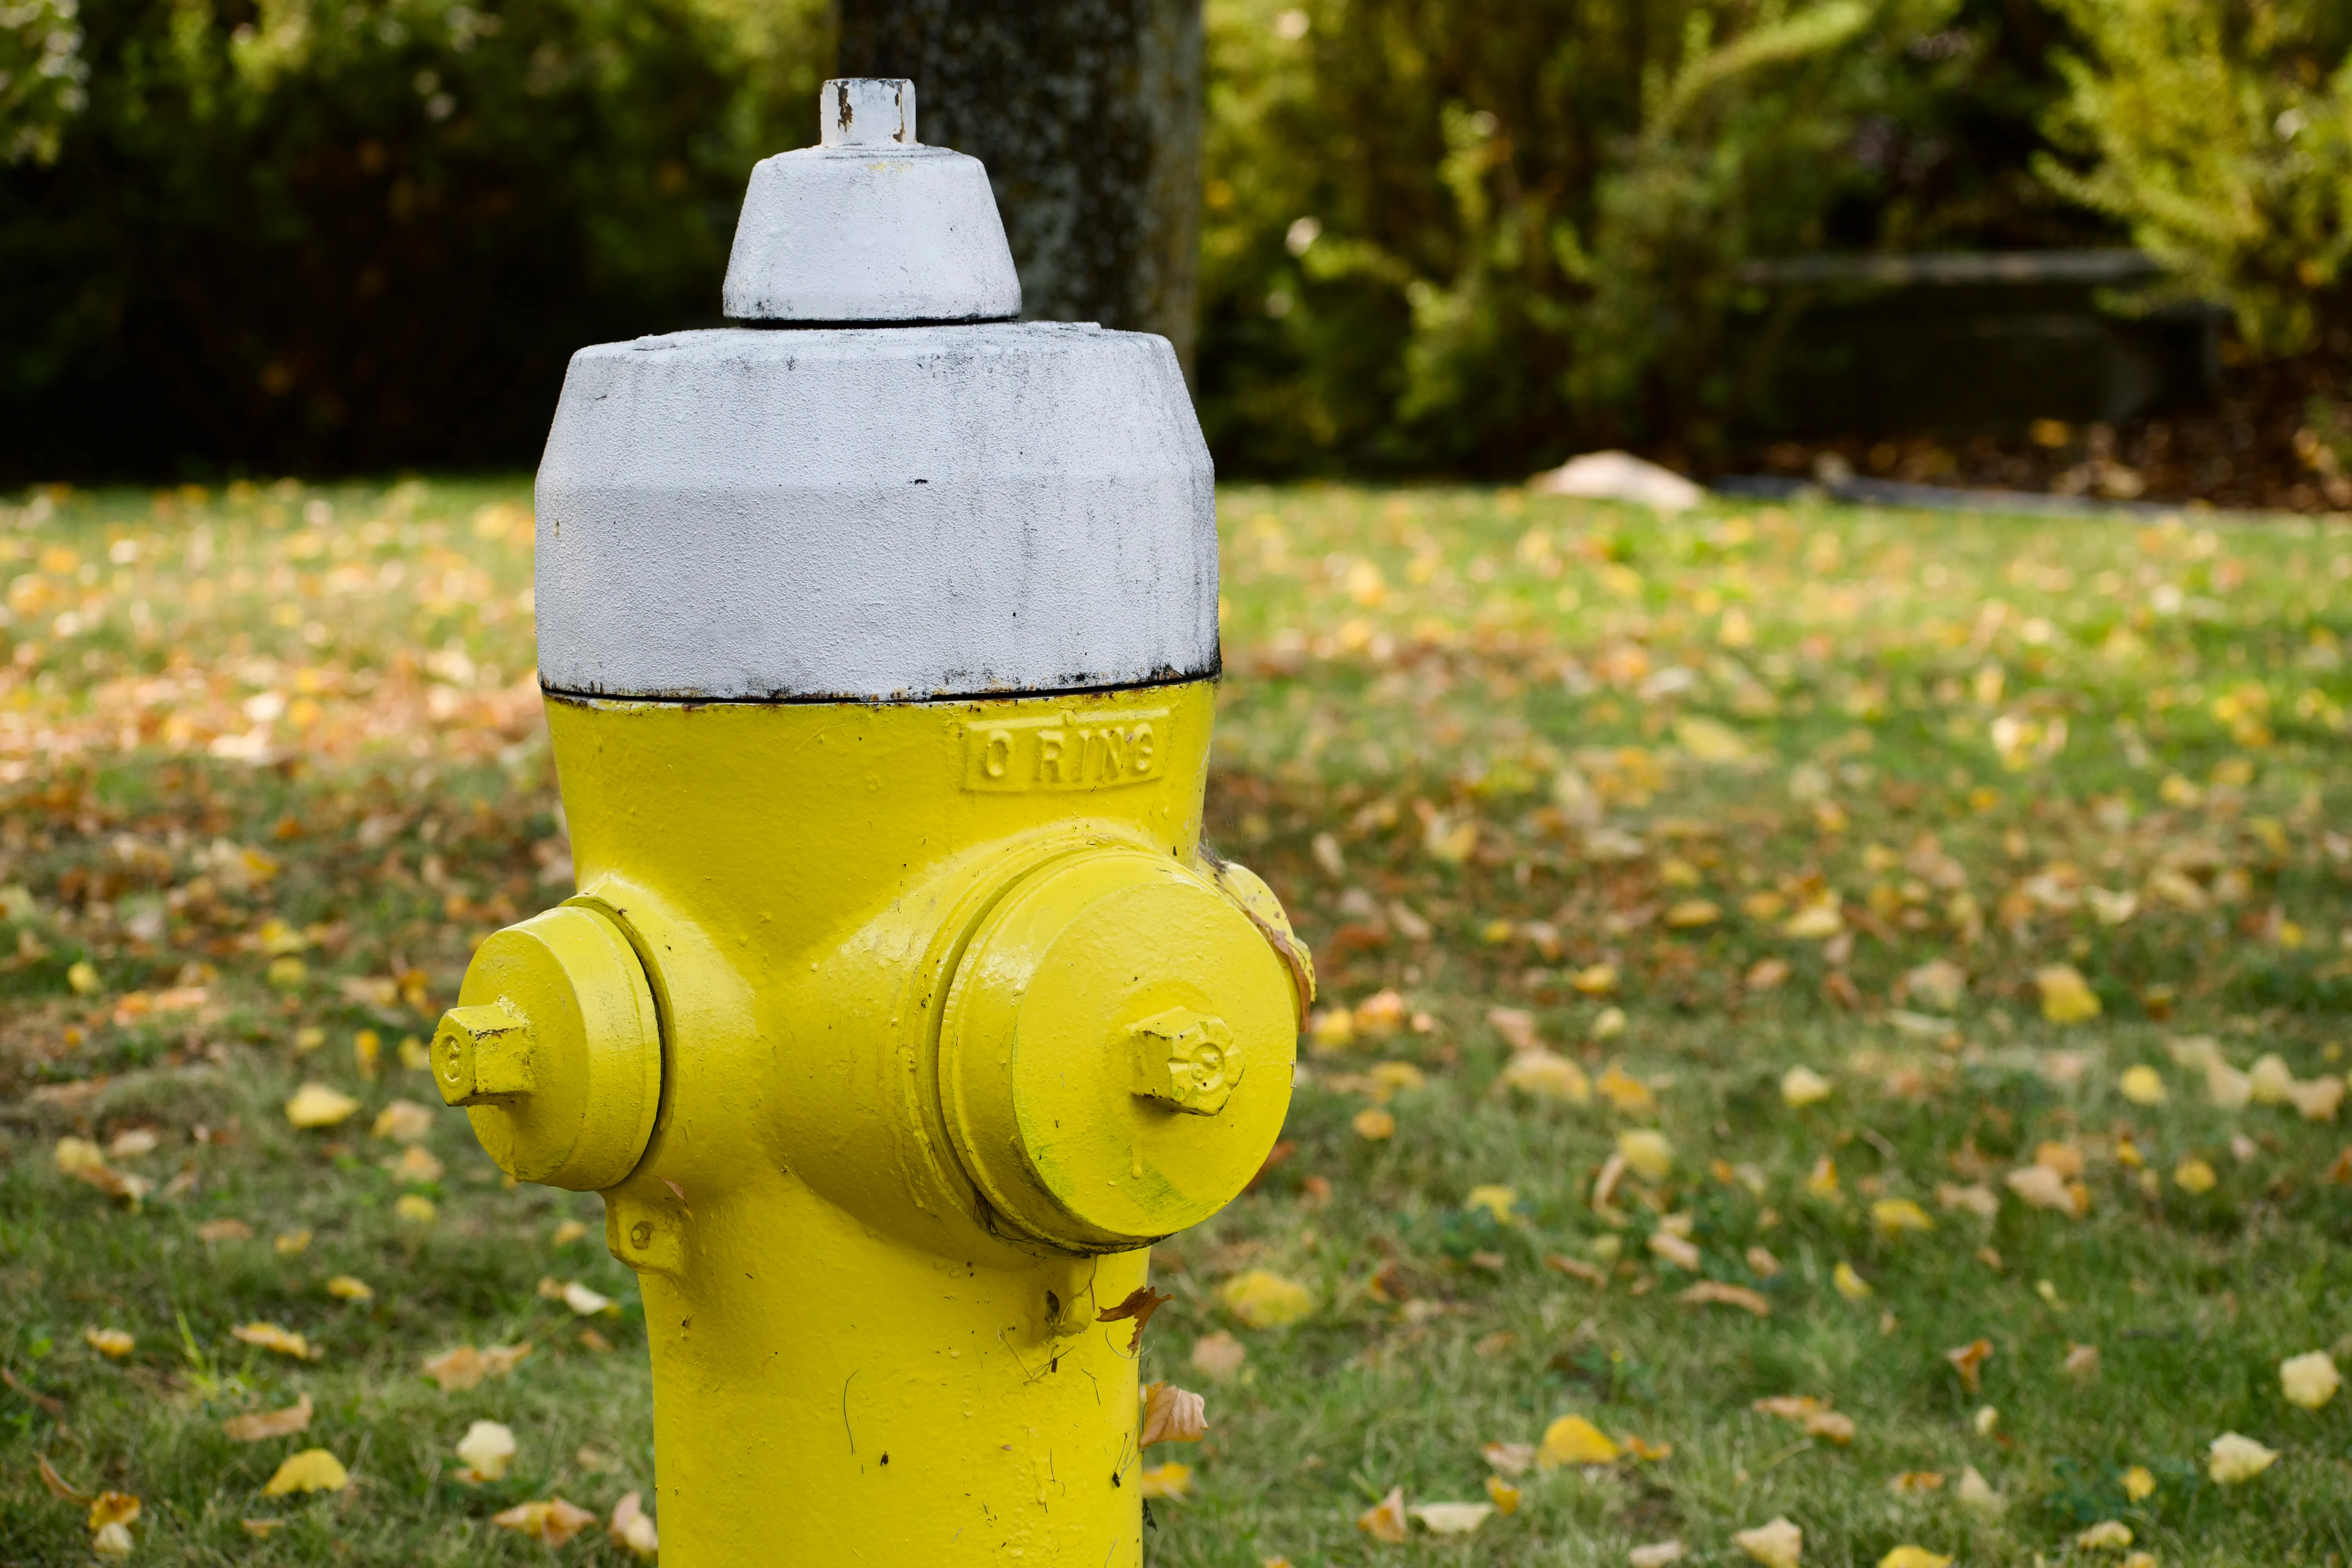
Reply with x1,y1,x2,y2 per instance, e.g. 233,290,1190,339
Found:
1803,1410,1855,1445
1133,1460,1190,1499
492,1497,598,1546
1465,1185,1517,1223
1878,1549,1952,1568
2119,1065,2167,1105
1805,1156,1840,1200
261,1448,348,1495
1617,1129,1674,1181
222,1393,313,1442
2035,964,2102,1024
2005,1163,2088,1216
1673,715,1751,762
2174,1157,2218,1195
391,1144,445,1184
2120,1465,2156,1501
1410,1502,1493,1535
2281,1350,2340,1410
1871,1198,1935,1238
283,1084,358,1129
395,1194,438,1223
609,1492,659,1560
1833,1262,1873,1301
68,959,101,995
91,1522,132,1560
83,1327,134,1359
1500,1049,1590,1103
1596,1064,1655,1114
87,1492,140,1530
552,1219,590,1245
1481,1440,1537,1476
1664,899,1722,929
1537,1413,1618,1467
1352,1106,1396,1140
232,1322,312,1359
456,1420,517,1481
1216,1269,1314,1329
1886,1471,1944,1495
274,1230,311,1256
2078,1521,2134,1551
1732,1516,1803,1568
1483,1474,1519,1514
325,1276,373,1302
1570,962,1618,996
1309,1008,1356,1049
2207,1432,2278,1484
1780,1067,1833,1108
1356,1485,1408,1542
2289,1075,2346,1121
1781,901,1843,939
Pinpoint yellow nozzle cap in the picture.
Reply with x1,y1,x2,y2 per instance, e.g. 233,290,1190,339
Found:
435,904,661,1192
939,849,1297,1253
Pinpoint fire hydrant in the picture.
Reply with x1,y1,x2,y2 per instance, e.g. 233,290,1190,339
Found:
433,78,1311,1565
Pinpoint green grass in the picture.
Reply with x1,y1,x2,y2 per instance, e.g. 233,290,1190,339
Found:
4,479,2351,1565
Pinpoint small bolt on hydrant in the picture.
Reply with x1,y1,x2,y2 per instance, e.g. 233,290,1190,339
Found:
433,78,1312,1565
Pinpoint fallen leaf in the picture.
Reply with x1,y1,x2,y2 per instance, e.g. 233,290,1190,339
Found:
610,1492,659,1560
2005,1164,2088,1216
2174,1157,2218,1194
222,1394,313,1442
283,1084,359,1129
2078,1521,2134,1551
492,1497,598,1546
1538,1413,1618,1467
83,1327,133,1359
1097,1285,1173,1352
1410,1502,1493,1535
1886,1471,1944,1495
91,1522,132,1560
1871,1198,1935,1238
423,1345,486,1391
1833,1262,1873,1301
196,1218,254,1243
325,1276,374,1303
1216,1269,1314,1328
1629,1542,1687,1567
232,1323,312,1359
2120,1465,2155,1501
1935,1182,1998,1219
1804,1410,1856,1445
1484,1474,1519,1514
456,1419,517,1481
1481,1441,1537,1476
2249,1053,2295,1104
88,1492,140,1530
1746,1245,1782,1276
1571,962,1618,996
1782,901,1844,939
2064,1343,2101,1381
1617,1129,1674,1181
2033,1140,2086,1179
1486,1006,1539,1052
552,1218,590,1245
1140,1383,1207,1446
560,1282,612,1316
1732,1515,1803,1568
391,1144,445,1184
1878,1549,1952,1568
1190,1331,1247,1381
1595,1064,1655,1114
395,1194,437,1223
1357,1485,1408,1543
261,1448,348,1495
1679,1281,1771,1316
2119,1065,2167,1105
1752,1395,1826,1421
2281,1350,2340,1410
1138,1461,1191,1499
1805,1156,1840,1200
1955,1465,2004,1512
1945,1338,1993,1394
1352,1106,1396,1140
1545,1253,1609,1286
1465,1185,1518,1223
2035,964,2102,1023
1780,1067,1833,1108
38,1454,86,1500
274,1230,311,1256
1620,1434,1673,1460
1648,1230,1700,1270
1500,1049,1590,1103
371,1099,436,1142
2207,1432,2278,1484
2289,1076,2346,1121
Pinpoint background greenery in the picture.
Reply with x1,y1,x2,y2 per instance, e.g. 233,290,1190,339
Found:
2,0,2350,478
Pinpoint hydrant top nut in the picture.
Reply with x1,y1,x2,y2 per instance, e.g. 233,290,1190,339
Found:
1127,1007,1240,1115
436,905,662,1193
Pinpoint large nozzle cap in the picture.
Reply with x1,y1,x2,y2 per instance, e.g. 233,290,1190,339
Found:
434,905,662,1191
938,849,1301,1254
721,78,1022,324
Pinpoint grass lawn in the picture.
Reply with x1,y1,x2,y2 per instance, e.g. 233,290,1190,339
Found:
4,478,2350,1566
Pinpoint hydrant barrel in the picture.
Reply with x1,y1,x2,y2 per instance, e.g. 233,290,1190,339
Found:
440,79,1308,1566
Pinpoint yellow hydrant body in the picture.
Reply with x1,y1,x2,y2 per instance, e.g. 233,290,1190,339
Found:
435,79,1308,1564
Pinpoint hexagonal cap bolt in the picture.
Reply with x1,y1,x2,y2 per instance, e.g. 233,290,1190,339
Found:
1128,1007,1242,1115
434,1000,536,1106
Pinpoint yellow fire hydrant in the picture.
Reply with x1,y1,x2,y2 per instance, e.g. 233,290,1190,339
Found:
433,78,1309,1564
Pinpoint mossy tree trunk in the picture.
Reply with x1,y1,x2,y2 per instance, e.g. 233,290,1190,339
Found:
837,0,1203,375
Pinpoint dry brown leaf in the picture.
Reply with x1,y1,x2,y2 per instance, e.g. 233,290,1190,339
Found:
1679,1281,1771,1316
1097,1285,1172,1352
1139,1383,1207,1447
222,1393,314,1442
1189,1331,1247,1381
1357,1485,1409,1544
493,1497,599,1546
1945,1338,1994,1394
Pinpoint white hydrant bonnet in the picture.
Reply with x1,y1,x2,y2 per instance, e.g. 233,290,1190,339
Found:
534,79,1216,704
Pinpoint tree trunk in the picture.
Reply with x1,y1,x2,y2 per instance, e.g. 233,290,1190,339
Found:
837,0,1203,375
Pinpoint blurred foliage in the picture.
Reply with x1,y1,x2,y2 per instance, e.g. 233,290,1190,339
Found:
1193,0,2118,477
1,0,90,165
2038,0,2352,361
0,0,827,479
